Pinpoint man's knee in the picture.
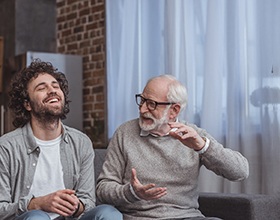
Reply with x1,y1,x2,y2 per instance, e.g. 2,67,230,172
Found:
82,204,123,220
15,210,51,220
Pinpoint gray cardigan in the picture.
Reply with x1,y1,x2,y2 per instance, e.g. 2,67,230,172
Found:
96,119,249,219
0,122,96,220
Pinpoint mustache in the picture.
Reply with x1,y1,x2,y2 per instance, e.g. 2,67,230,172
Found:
140,112,154,119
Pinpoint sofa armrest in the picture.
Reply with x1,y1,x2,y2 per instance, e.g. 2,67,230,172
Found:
198,192,280,220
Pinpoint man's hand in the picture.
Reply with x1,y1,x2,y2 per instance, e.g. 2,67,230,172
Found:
28,189,81,217
168,122,205,151
131,168,167,200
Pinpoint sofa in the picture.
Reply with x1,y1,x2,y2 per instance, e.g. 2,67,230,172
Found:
94,149,280,220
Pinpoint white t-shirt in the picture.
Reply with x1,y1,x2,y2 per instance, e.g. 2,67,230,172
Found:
29,135,65,219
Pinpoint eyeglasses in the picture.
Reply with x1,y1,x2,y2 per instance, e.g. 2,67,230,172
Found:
135,94,175,111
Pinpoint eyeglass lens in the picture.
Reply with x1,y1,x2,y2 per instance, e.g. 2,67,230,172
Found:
136,95,156,110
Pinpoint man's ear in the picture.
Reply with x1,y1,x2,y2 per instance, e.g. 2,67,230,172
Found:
169,104,181,119
24,100,31,111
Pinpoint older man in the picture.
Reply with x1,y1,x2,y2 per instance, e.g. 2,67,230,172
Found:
96,74,249,220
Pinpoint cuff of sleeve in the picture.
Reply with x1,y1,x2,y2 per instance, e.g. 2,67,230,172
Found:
17,194,34,215
196,137,210,154
123,183,141,203
129,184,142,200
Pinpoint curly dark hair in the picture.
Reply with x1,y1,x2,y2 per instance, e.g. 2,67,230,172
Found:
8,59,70,128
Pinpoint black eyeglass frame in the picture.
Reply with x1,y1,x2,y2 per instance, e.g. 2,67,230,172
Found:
135,94,175,111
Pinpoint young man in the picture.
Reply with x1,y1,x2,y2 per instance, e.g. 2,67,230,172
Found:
96,74,249,219
0,59,122,220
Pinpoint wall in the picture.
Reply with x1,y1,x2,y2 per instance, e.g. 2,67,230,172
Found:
0,0,56,58
56,0,107,148
0,0,106,147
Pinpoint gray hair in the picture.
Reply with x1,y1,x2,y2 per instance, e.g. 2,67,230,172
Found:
148,74,188,112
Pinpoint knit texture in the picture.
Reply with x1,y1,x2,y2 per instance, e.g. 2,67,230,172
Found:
96,119,249,219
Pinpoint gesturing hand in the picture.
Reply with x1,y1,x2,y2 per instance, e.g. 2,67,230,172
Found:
130,168,167,200
28,189,80,217
168,122,205,151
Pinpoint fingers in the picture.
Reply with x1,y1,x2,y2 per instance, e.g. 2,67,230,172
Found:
38,189,79,217
61,192,79,208
59,191,79,215
131,168,137,181
131,168,167,201
142,186,167,200
168,122,205,149
168,122,191,137
136,184,167,200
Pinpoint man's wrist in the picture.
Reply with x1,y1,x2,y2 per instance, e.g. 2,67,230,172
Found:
28,196,40,210
196,137,210,154
129,184,142,200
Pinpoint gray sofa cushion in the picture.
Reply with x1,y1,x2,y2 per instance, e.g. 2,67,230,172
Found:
199,192,280,220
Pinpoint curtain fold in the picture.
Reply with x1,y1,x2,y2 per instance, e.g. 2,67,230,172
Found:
106,0,280,194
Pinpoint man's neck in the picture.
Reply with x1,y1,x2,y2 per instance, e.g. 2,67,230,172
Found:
30,119,62,141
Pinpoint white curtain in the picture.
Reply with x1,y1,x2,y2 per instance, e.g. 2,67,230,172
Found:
106,0,280,195
106,0,166,138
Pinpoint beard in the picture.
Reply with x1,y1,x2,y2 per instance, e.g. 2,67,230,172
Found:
139,107,169,132
29,98,65,123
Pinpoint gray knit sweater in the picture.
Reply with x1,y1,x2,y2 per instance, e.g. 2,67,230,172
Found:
96,119,249,219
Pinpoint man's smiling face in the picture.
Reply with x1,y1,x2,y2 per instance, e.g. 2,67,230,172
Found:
24,73,65,120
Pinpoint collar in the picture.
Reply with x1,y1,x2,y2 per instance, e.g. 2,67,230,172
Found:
24,122,68,154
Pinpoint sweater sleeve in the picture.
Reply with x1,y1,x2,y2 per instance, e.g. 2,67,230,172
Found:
96,127,141,206
194,125,249,181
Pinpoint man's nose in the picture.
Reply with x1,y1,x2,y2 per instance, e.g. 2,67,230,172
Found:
139,101,149,113
48,87,57,94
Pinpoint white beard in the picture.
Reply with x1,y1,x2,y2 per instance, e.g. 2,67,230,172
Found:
139,107,170,132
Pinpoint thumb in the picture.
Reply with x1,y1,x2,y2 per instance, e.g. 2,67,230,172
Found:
131,168,139,184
